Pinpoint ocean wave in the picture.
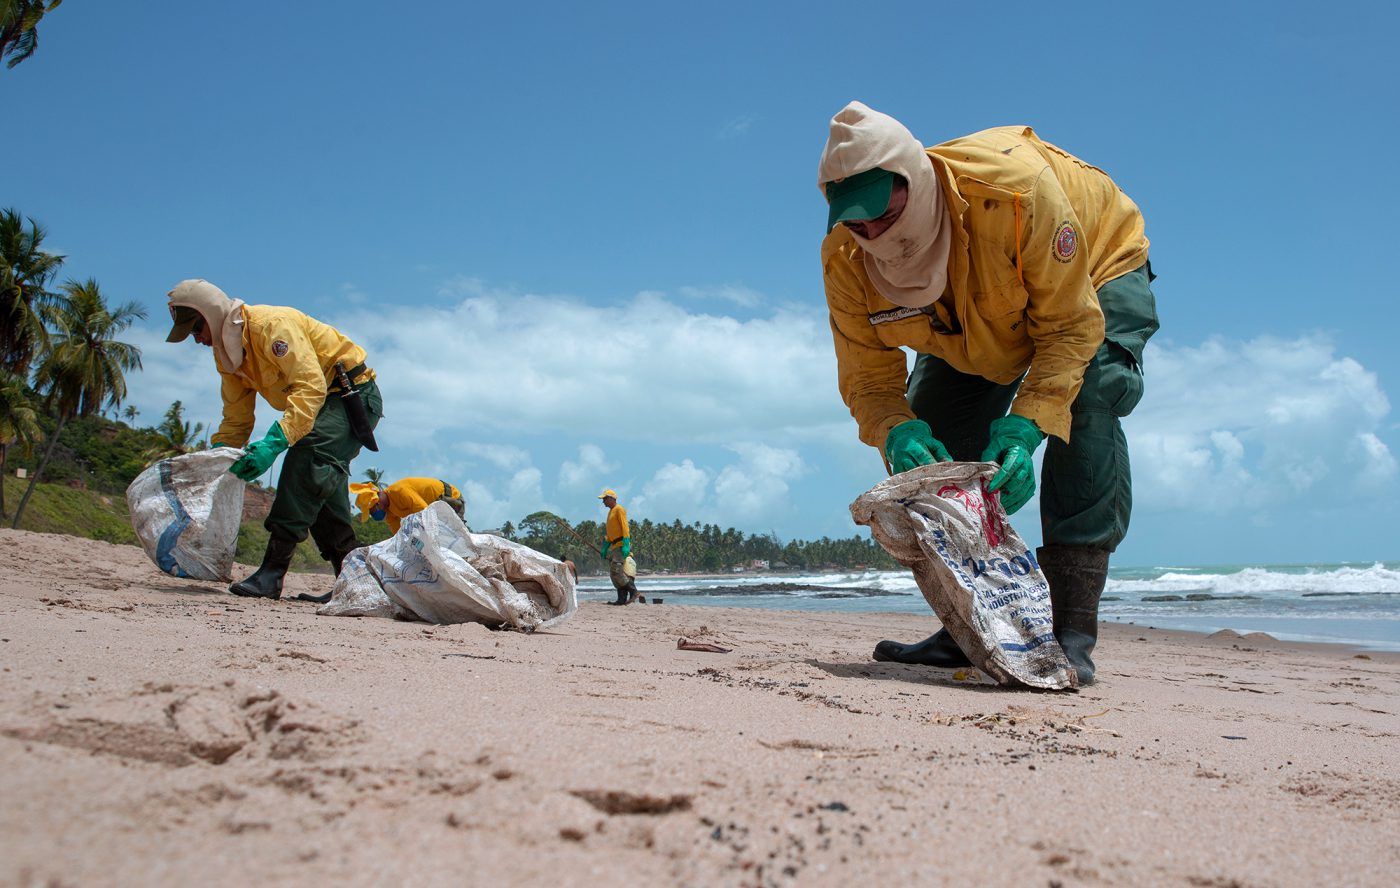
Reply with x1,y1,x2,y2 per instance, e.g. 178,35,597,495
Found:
1105,563,1400,598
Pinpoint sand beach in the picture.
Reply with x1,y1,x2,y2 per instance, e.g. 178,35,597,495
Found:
2,527,1397,886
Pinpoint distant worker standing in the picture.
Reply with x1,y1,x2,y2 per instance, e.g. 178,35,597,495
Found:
351,477,466,533
165,279,382,602
598,488,638,605
818,103,1159,684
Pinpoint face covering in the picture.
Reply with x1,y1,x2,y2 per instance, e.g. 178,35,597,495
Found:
819,101,952,309
168,279,248,375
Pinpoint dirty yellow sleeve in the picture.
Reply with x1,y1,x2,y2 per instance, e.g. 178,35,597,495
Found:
1010,171,1106,443
213,369,257,448
823,244,916,452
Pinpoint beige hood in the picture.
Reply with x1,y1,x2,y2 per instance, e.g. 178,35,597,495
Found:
819,101,951,308
168,279,247,375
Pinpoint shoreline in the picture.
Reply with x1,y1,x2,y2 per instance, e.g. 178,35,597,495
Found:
3,527,1398,885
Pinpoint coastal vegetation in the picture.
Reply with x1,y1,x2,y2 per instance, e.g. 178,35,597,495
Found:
504,511,897,574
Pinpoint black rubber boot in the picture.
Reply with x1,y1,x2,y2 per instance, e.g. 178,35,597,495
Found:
1039,544,1110,686
872,628,972,668
295,545,358,604
230,536,297,600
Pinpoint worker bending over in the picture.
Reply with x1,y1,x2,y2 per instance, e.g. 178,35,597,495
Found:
166,279,382,603
352,477,466,533
818,102,1159,684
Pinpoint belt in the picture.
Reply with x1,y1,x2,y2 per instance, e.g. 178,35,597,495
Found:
328,362,372,393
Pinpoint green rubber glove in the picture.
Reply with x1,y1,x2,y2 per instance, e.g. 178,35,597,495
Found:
980,414,1045,515
229,422,289,482
884,419,952,474
620,538,631,558
599,541,611,560
210,441,228,448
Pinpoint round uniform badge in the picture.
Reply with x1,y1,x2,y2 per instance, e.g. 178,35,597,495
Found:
1053,222,1078,263
271,339,289,358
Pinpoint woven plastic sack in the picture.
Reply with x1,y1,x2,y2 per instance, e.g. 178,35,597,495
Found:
319,501,577,631
851,462,1077,690
126,448,245,582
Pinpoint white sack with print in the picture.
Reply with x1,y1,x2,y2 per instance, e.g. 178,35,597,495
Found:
851,462,1076,690
126,448,246,582
319,501,577,630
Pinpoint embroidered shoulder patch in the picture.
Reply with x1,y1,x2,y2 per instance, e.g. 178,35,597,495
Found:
271,339,289,358
1053,222,1078,263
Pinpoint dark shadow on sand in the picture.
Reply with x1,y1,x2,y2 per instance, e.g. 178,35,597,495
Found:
805,659,1046,694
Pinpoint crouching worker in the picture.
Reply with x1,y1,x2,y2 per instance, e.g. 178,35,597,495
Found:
818,103,1159,684
351,478,466,533
597,488,639,605
165,279,382,603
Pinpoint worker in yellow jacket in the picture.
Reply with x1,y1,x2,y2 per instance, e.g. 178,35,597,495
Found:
351,478,465,534
165,279,383,603
597,488,638,605
819,102,1159,684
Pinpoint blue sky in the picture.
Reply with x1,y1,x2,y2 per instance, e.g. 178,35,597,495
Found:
4,1,1397,566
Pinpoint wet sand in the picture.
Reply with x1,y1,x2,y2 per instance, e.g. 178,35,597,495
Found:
2,527,1397,886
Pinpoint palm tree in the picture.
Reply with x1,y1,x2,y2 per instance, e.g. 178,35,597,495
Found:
1,1,63,69
11,279,144,527
363,466,386,486
122,404,139,424
0,208,64,374
150,399,205,457
0,369,41,519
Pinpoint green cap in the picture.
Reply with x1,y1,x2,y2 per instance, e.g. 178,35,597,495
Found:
166,305,203,342
824,167,895,233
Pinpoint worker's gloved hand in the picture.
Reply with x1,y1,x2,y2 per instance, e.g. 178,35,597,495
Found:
620,538,631,558
980,414,1045,515
884,419,952,473
599,541,611,560
229,423,289,482
210,441,228,448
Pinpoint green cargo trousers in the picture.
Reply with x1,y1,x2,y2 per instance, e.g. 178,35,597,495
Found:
906,264,1159,552
266,378,383,561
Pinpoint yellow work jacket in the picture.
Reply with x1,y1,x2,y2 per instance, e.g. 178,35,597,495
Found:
822,126,1148,448
212,305,372,448
384,478,461,534
604,505,630,553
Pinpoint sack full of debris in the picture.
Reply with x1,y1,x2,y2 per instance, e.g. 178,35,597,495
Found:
850,462,1076,690
126,448,246,582
319,501,577,630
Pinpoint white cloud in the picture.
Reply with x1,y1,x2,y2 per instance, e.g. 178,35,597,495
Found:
635,458,711,518
1129,335,1394,512
462,467,548,531
559,443,617,491
1354,432,1398,480
632,443,809,527
717,114,758,140
678,284,763,307
713,443,809,523
456,441,531,471
337,286,843,448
